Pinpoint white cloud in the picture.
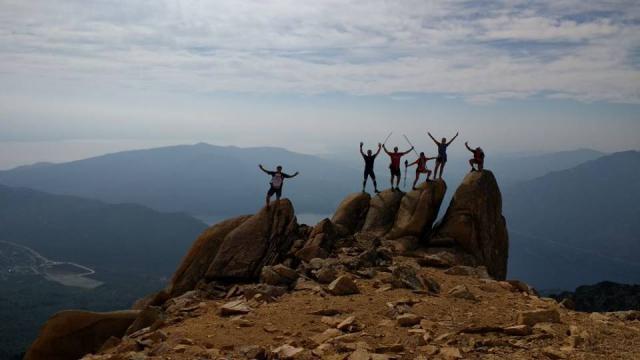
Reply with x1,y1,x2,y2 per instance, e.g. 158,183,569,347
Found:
0,0,639,103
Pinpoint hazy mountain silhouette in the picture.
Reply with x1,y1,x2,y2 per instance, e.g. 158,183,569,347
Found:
505,151,640,290
0,184,207,274
0,143,361,218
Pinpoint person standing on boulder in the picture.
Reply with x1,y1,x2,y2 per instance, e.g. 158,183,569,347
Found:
428,131,458,179
258,164,299,207
405,152,436,190
383,144,414,191
360,142,382,194
465,141,485,172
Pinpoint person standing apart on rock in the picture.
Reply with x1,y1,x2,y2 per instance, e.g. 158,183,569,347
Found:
360,142,382,194
258,164,299,207
383,144,414,191
428,131,458,179
405,152,437,190
465,141,485,172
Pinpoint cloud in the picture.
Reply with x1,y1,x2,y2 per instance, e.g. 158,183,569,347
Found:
0,0,639,103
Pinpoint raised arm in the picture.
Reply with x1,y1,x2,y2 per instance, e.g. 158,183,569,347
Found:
447,132,459,145
402,146,414,155
284,171,299,178
258,164,273,175
359,142,365,157
374,143,382,156
427,132,439,145
465,141,473,152
382,144,392,155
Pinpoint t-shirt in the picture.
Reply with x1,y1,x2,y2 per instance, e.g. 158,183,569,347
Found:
474,148,485,160
416,157,428,171
389,153,403,169
267,171,293,189
438,143,448,157
362,154,377,170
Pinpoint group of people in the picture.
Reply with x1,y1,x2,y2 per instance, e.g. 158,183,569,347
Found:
359,132,484,193
258,132,485,206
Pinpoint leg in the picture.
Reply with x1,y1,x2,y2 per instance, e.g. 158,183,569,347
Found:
412,172,419,190
439,162,446,179
371,173,379,192
469,159,476,171
426,169,432,180
363,172,369,192
434,161,441,179
478,159,484,171
275,188,282,204
266,187,274,207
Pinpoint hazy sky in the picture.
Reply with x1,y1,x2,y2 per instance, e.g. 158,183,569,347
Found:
1,0,639,169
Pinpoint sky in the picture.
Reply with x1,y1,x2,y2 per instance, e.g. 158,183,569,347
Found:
1,0,639,169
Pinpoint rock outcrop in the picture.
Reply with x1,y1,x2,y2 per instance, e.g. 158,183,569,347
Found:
295,218,337,261
167,216,251,298
386,179,446,240
432,171,509,280
25,310,139,360
361,189,404,235
207,199,299,280
330,192,370,235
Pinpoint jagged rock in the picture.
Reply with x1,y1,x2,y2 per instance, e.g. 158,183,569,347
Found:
417,252,455,268
396,313,422,327
219,300,251,316
331,192,371,235
506,280,538,295
337,316,362,332
439,347,463,359
242,284,288,301
328,275,360,295
386,180,446,240
240,345,267,359
272,344,306,359
260,264,299,286
126,307,164,336
296,219,337,261
517,309,561,326
447,285,478,301
361,189,404,235
313,266,338,284
165,216,250,298
25,310,139,360
390,264,438,293
445,265,490,279
503,325,532,336
207,200,299,280
432,171,509,280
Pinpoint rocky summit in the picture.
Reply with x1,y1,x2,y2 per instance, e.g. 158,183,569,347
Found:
25,170,640,360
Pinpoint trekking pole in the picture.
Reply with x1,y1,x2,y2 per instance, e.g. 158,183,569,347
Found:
403,134,420,156
382,132,393,146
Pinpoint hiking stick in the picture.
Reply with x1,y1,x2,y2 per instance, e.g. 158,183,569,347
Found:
403,134,420,156
382,132,393,146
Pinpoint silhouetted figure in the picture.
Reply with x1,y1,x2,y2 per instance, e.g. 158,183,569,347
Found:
258,164,299,207
383,144,414,191
360,142,382,193
406,152,436,190
465,141,484,172
428,131,458,179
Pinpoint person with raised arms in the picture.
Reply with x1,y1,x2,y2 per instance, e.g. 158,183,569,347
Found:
427,131,459,179
383,144,414,191
258,164,299,207
360,142,382,193
465,141,485,172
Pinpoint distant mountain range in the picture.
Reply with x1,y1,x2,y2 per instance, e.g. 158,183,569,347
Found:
0,143,362,218
505,151,640,290
0,184,206,275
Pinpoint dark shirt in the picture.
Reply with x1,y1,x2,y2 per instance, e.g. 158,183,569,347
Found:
438,143,448,157
265,171,293,189
362,154,377,170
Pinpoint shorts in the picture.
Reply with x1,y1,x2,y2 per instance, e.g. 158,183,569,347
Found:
416,168,430,174
389,165,401,177
267,185,282,197
437,155,447,163
364,168,376,180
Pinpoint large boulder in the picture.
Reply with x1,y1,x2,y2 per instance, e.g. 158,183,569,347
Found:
386,180,447,240
432,171,509,280
25,310,139,360
295,218,337,261
331,192,371,235
206,199,299,280
361,189,404,235
166,215,250,298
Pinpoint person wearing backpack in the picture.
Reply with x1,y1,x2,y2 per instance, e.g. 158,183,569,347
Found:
258,164,299,207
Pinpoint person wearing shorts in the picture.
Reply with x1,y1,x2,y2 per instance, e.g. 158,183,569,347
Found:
407,152,436,190
259,164,299,207
428,131,458,179
360,142,382,193
383,144,413,191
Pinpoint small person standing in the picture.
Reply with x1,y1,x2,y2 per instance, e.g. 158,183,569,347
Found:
428,131,459,179
258,164,299,207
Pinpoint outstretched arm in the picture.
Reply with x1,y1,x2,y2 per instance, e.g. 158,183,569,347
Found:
258,164,271,174
427,132,439,145
407,159,418,166
465,141,473,152
382,144,392,155
402,146,414,155
284,171,299,178
447,132,459,145
374,143,382,156
359,142,365,157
